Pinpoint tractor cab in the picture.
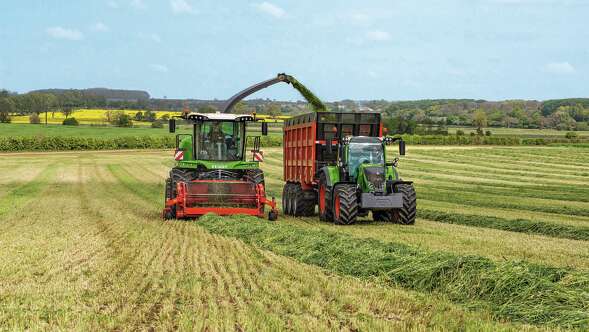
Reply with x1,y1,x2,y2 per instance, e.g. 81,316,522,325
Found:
345,136,386,179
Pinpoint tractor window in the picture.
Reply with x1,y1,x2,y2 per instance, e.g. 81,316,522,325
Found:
195,121,245,161
347,142,384,178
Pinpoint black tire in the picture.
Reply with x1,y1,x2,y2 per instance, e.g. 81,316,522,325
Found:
268,210,278,221
333,184,358,225
170,168,196,184
245,169,265,186
372,211,394,222
394,184,417,225
319,173,332,222
282,183,293,215
163,177,176,220
292,184,316,217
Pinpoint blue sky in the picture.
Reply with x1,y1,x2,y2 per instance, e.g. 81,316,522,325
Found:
0,0,587,101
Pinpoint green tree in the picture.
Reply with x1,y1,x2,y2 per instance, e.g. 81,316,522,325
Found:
472,110,488,134
0,98,16,123
134,111,144,121
110,111,133,127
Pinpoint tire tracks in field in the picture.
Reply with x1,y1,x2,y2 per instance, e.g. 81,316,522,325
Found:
0,163,58,228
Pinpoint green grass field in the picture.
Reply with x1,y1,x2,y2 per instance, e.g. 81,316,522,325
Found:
449,126,589,137
1,146,588,330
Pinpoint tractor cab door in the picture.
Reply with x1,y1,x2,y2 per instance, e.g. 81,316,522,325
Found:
194,121,246,161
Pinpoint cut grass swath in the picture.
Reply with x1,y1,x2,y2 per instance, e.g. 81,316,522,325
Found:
418,209,589,241
196,215,589,329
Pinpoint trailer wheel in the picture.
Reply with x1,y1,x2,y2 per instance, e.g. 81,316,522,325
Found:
319,173,332,222
394,184,416,225
333,184,358,225
282,183,294,215
292,184,316,217
372,211,394,222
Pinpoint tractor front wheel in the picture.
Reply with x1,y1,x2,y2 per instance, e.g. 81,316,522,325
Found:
394,183,417,225
332,184,358,225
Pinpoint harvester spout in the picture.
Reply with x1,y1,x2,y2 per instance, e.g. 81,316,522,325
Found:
222,73,327,113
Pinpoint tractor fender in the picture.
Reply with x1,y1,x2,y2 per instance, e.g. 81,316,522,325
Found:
319,166,340,188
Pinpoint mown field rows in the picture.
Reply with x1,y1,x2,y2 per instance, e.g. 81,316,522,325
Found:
1,146,588,330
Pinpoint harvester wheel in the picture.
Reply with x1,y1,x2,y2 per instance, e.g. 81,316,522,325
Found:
372,211,394,222
292,184,316,217
245,169,265,185
163,177,176,220
268,210,278,221
170,168,196,184
394,183,417,225
333,184,358,225
318,173,332,222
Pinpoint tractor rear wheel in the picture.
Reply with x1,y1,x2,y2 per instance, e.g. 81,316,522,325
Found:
332,184,358,225
292,184,316,217
394,184,417,225
318,173,332,222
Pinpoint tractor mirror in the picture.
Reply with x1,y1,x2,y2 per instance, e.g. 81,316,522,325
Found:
169,119,176,133
261,122,268,136
399,140,406,156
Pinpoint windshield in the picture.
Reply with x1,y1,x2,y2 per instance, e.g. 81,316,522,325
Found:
348,142,384,177
195,121,245,161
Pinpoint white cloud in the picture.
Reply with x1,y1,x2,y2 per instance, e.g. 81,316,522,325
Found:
170,0,196,14
366,30,391,41
130,0,146,9
253,2,286,18
107,1,119,8
46,27,84,41
543,62,575,74
91,22,110,32
150,64,169,73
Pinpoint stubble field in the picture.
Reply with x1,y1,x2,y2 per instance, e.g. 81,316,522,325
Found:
0,146,588,331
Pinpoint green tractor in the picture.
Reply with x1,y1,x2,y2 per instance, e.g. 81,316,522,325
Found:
282,112,416,225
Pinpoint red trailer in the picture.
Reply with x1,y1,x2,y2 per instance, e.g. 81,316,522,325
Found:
282,112,383,217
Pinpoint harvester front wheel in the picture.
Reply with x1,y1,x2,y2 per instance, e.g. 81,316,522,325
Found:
333,184,358,225
163,178,176,220
394,183,417,225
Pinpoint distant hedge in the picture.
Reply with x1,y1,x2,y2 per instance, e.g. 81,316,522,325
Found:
0,136,175,152
1,134,587,152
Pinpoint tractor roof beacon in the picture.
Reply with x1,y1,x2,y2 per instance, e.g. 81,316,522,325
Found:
282,106,416,225
162,73,320,221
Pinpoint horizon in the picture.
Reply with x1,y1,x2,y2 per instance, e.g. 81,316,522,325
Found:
1,1,588,101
